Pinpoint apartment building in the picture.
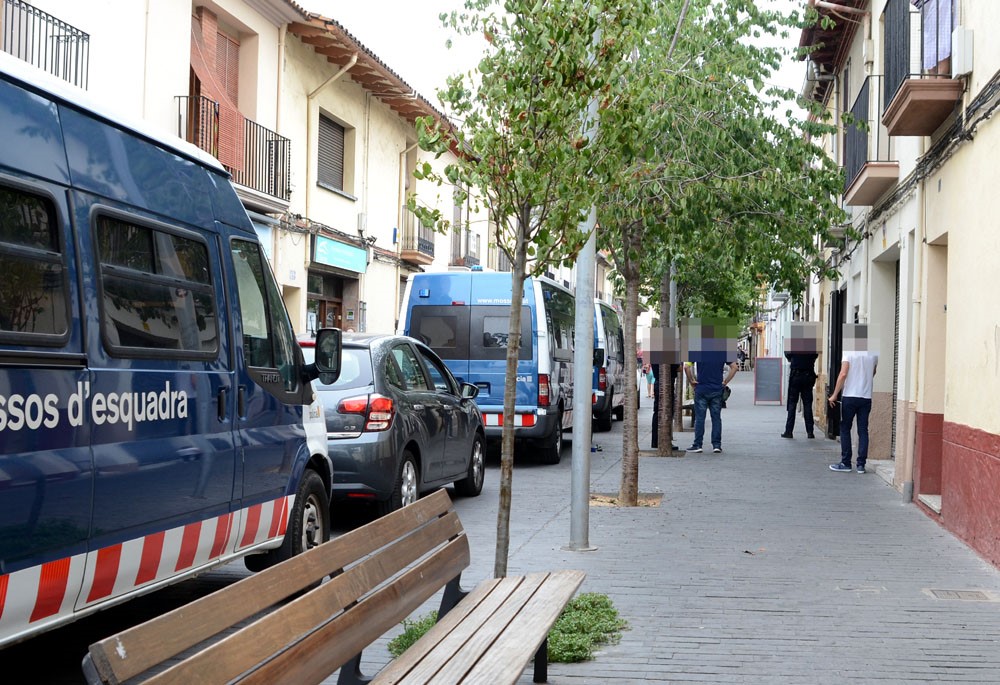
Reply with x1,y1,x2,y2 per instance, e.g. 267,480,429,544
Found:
799,0,1000,566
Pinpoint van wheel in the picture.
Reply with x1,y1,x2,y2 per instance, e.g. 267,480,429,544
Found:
539,409,563,464
454,434,485,497
613,396,624,421
378,451,419,516
245,468,329,572
595,397,613,432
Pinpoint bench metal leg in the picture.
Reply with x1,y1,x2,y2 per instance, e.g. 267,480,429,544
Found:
533,637,548,683
438,574,468,618
337,653,372,685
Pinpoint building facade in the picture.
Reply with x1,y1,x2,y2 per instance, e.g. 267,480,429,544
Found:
799,0,1000,566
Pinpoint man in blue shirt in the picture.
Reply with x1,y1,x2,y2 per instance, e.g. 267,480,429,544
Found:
685,352,739,453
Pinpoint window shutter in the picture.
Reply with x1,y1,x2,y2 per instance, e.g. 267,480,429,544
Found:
318,115,345,191
215,32,239,105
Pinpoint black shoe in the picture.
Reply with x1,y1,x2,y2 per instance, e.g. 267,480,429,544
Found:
807,433,815,439
780,433,793,439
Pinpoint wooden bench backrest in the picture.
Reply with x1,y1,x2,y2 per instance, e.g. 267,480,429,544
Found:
85,489,468,685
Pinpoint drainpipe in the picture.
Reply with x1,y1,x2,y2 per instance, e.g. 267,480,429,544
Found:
276,24,286,133
395,141,419,331
305,53,358,219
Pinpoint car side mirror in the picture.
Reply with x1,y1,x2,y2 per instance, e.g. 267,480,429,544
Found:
460,382,479,400
593,348,605,366
308,328,342,385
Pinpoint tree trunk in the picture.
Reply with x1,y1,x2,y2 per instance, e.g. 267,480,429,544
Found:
494,205,530,578
657,272,672,456
618,272,641,505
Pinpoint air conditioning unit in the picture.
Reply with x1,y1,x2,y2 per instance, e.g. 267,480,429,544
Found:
952,27,973,76
772,292,790,302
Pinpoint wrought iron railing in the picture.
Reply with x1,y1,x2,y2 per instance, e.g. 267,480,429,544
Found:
884,0,953,108
230,117,290,200
176,95,219,158
845,76,892,191
1,0,89,88
399,211,435,259
176,96,291,201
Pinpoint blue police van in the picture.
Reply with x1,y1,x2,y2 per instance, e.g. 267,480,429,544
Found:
0,53,340,648
592,300,626,431
399,270,575,464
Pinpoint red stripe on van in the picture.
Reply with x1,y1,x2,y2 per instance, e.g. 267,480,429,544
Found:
175,522,202,572
136,532,165,585
267,498,284,538
0,573,8,620
241,503,264,548
30,558,71,622
210,513,233,559
277,497,290,537
87,544,123,603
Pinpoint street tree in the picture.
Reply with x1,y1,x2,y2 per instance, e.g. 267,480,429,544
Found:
593,0,847,505
409,0,633,576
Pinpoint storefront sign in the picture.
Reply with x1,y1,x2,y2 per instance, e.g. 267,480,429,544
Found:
314,236,367,273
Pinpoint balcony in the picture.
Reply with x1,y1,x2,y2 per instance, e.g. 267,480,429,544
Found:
881,0,962,137
1,0,89,88
845,76,899,207
399,212,435,265
176,96,291,204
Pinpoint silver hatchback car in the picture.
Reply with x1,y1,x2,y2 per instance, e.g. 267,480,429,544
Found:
301,333,486,516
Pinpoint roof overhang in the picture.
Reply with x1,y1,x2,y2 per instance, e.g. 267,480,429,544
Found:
797,0,869,105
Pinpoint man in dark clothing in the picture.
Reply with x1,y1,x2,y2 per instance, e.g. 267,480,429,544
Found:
685,352,738,453
781,351,819,439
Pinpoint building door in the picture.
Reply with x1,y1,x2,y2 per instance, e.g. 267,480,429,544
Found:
826,288,846,439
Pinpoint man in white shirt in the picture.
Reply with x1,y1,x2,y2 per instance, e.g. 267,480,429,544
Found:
827,349,879,474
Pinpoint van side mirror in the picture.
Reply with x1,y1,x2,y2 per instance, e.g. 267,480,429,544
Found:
309,328,342,385
593,348,605,366
460,382,479,400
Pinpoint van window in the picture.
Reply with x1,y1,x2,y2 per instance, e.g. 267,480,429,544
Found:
0,186,68,341
232,239,297,392
472,306,531,360
97,215,217,355
541,283,574,353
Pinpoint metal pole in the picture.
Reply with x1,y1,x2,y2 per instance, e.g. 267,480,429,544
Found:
568,30,601,553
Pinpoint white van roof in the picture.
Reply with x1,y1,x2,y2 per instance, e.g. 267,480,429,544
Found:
0,51,227,173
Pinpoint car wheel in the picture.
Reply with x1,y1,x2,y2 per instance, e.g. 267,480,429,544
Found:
539,408,563,464
245,468,329,572
454,433,485,497
613,391,625,421
378,450,419,516
594,395,613,432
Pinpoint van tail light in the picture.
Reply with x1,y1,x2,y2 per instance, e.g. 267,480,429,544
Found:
538,374,551,407
598,367,607,391
337,394,394,432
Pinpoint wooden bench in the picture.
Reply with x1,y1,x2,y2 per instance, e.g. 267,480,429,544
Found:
82,489,585,685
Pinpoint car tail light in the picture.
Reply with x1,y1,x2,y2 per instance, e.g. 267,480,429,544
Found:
538,374,551,407
598,367,607,391
337,394,394,432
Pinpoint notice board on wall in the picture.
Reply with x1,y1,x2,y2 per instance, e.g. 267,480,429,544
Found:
754,357,783,405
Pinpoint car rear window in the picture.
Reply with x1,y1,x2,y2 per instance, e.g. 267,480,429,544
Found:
305,346,373,390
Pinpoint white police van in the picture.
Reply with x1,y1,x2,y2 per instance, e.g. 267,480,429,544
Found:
0,52,340,648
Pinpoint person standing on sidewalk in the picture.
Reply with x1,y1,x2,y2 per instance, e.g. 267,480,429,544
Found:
685,354,738,454
828,348,878,474
781,350,818,439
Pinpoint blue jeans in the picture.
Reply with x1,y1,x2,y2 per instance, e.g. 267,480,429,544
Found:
693,389,724,449
839,396,872,467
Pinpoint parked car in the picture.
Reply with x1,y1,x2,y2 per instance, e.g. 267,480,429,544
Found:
300,334,486,515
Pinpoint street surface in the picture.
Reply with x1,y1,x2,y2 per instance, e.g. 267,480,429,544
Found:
4,371,1000,683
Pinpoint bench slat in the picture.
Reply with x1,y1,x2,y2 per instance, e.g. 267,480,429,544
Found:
142,511,467,685
400,573,549,684
86,490,456,684
372,576,518,684
459,570,585,683
237,536,471,685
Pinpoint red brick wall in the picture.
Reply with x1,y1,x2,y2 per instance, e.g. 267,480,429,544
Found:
942,422,1000,568
914,411,943,496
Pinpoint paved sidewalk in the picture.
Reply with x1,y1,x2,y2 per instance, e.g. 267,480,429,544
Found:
333,371,1000,684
